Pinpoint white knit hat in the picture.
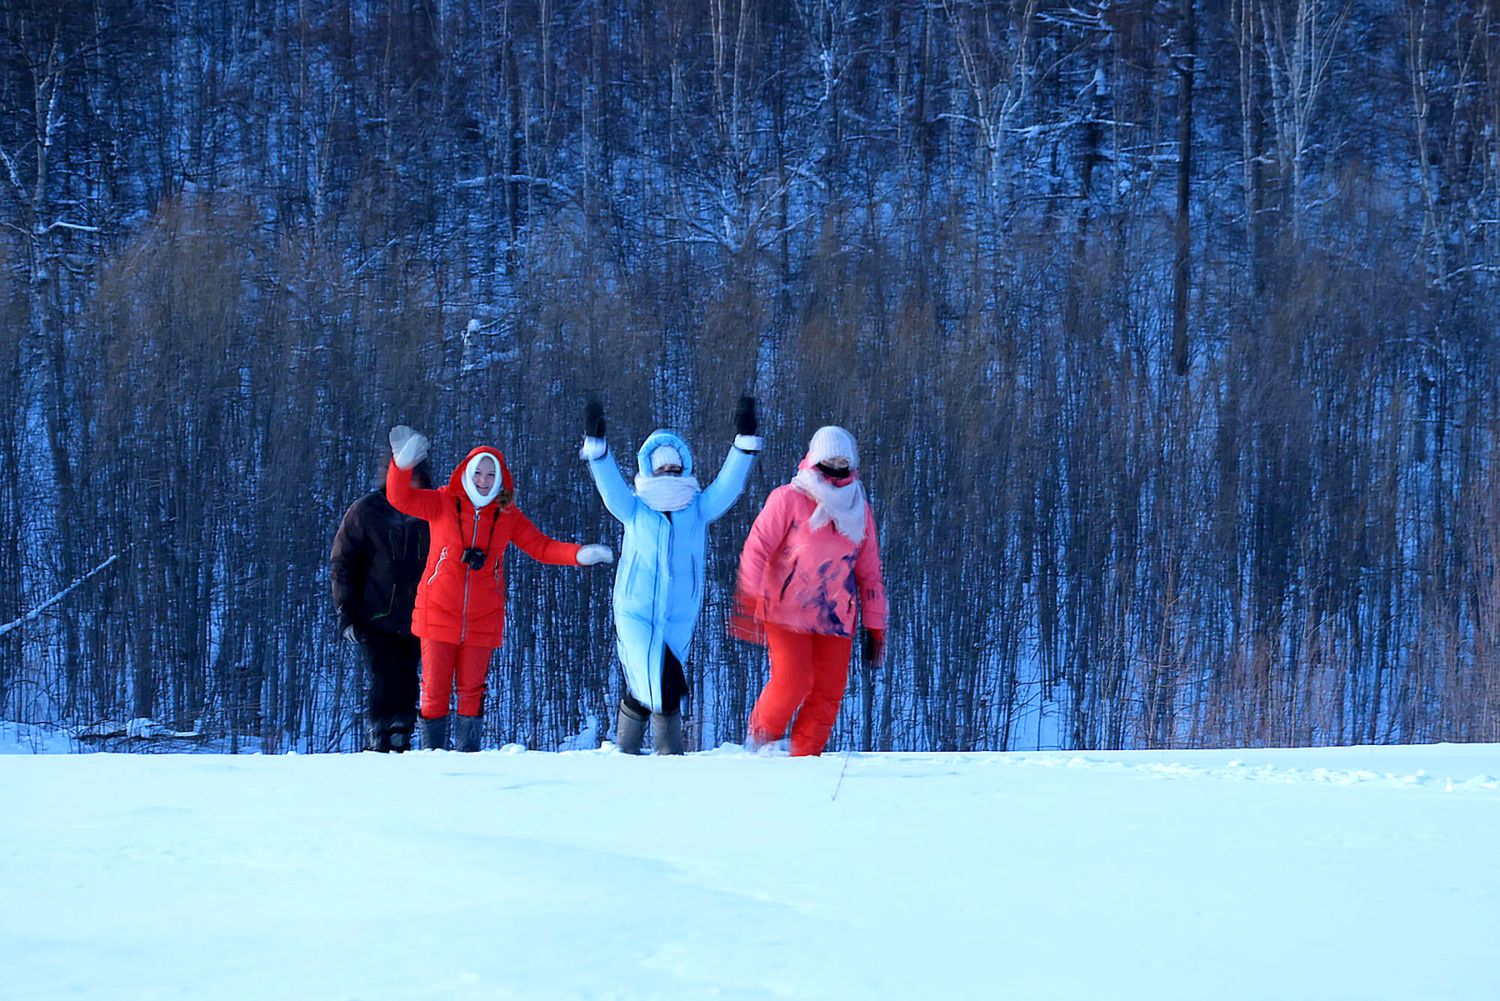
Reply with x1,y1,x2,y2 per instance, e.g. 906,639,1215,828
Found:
650,444,683,472
806,426,858,469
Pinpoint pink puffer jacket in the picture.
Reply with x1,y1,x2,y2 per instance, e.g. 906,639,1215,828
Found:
736,482,887,638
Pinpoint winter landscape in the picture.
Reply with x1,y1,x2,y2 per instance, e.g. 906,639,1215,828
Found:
6,2,1500,999
2,727,1498,1001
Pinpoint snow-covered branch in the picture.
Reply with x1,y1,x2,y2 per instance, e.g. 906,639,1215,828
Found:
0,553,119,639
34,219,99,236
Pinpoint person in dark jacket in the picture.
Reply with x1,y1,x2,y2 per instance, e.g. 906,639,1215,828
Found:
331,455,433,752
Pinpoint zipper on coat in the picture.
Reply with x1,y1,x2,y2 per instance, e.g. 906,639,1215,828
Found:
459,509,482,644
428,547,449,586
648,512,669,710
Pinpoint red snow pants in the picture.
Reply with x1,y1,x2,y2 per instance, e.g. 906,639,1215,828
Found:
419,639,493,719
747,623,854,757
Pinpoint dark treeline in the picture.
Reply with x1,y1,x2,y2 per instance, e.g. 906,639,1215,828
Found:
2,0,1498,751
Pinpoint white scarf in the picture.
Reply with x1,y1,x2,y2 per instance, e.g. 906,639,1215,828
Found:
792,468,867,543
634,473,702,513
462,453,504,508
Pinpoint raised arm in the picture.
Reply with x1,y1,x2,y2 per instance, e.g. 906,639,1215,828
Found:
699,445,757,522
582,447,638,522
385,461,445,522
384,425,444,521
578,398,638,522
698,396,762,523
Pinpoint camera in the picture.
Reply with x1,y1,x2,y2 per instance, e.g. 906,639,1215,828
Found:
460,547,488,571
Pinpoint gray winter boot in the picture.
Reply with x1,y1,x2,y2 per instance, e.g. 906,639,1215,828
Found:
419,715,449,751
615,700,648,755
365,717,393,753
652,712,685,755
454,714,484,753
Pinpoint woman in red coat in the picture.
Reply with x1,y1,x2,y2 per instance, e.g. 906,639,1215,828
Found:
386,425,613,751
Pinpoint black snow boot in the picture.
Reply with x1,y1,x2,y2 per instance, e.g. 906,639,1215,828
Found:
388,715,416,754
365,717,393,753
615,698,648,755
652,712,685,755
454,714,484,753
419,714,449,751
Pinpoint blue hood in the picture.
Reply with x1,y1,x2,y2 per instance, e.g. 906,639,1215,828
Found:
635,430,694,478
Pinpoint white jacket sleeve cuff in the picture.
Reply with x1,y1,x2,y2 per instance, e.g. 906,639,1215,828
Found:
734,434,764,453
579,437,607,461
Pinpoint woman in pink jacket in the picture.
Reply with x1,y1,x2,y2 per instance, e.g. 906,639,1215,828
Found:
733,426,888,756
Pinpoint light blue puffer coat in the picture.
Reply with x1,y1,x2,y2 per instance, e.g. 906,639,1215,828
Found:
585,430,757,712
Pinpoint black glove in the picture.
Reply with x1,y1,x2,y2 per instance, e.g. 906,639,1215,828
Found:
733,396,758,436
584,398,606,438
861,628,885,667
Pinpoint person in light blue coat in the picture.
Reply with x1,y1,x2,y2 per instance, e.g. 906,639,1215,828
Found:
579,396,763,753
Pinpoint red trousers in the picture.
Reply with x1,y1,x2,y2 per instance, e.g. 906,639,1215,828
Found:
747,624,854,756
419,638,493,719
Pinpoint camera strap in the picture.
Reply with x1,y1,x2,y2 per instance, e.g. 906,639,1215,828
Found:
454,496,502,553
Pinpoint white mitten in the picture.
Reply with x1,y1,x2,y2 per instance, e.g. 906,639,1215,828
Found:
389,425,429,470
576,544,614,566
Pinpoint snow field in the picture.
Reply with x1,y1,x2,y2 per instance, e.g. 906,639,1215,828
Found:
1,741,1497,1001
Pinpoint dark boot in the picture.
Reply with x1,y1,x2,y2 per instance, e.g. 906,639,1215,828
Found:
388,715,416,754
615,699,648,755
652,712,685,755
365,717,393,753
419,715,449,751
454,714,483,753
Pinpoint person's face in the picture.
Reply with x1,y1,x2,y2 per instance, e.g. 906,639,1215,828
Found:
654,462,684,477
473,456,498,494
815,456,852,480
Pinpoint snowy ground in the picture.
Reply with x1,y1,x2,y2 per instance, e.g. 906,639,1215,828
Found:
1,735,1497,1001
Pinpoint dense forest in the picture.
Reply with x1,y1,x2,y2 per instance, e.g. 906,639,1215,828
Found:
2,0,1499,752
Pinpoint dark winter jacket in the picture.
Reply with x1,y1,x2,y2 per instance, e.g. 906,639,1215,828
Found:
330,488,430,636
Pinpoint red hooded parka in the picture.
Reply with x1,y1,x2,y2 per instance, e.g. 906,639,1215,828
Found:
387,446,581,648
